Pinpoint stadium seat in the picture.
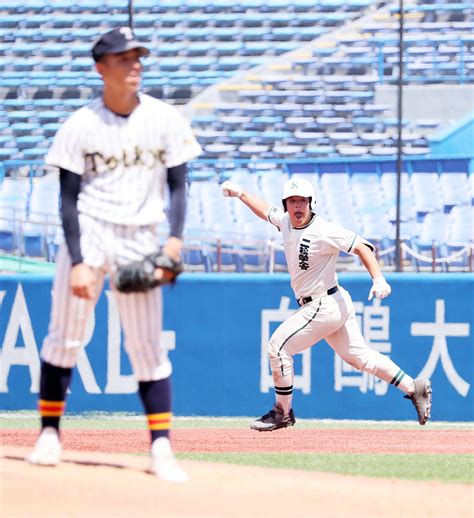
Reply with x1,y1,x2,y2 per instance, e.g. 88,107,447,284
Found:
21,221,47,258
0,206,17,252
418,212,449,246
182,242,212,272
439,172,470,208
448,206,474,245
411,172,443,214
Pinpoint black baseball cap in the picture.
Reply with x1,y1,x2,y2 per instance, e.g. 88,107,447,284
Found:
92,27,150,62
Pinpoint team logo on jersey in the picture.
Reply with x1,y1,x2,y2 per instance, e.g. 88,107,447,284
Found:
85,147,166,175
299,238,310,270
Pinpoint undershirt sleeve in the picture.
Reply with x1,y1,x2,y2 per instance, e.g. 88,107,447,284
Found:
167,162,187,239
59,168,83,266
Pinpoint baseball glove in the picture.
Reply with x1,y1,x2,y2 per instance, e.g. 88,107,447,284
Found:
114,251,184,293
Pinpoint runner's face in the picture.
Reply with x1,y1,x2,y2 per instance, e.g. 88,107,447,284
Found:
286,196,311,227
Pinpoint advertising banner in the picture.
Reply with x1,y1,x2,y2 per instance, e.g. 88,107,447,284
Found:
0,273,472,421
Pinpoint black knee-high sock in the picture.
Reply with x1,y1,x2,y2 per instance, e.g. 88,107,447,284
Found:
138,377,172,444
39,361,72,432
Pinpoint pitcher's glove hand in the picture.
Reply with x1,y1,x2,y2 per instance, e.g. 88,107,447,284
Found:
115,251,184,293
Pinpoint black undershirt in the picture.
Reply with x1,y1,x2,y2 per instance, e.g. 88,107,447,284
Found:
59,163,187,266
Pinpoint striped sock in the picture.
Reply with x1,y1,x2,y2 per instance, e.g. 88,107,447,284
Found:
389,369,415,394
390,369,406,387
146,411,172,437
139,377,172,443
39,361,72,431
39,399,66,429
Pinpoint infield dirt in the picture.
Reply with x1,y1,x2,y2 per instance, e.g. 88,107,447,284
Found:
2,427,473,454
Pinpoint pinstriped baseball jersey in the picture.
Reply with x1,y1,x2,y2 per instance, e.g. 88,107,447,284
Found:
45,93,202,225
267,207,373,300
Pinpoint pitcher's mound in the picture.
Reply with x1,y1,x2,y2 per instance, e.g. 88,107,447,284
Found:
1,445,471,518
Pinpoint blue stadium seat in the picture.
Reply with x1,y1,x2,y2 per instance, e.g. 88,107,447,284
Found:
182,244,212,272
37,111,68,125
51,16,77,29
0,206,17,252
216,57,244,72
237,144,270,158
22,229,46,258
22,148,49,160
305,145,336,157
0,11,24,24
10,123,40,137
159,59,186,72
228,130,259,144
204,143,237,157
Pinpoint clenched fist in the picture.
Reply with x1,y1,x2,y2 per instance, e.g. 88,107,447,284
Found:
221,180,243,198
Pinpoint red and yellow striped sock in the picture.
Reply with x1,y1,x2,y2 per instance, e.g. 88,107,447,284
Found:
39,399,65,417
147,412,172,441
39,399,65,431
139,378,173,443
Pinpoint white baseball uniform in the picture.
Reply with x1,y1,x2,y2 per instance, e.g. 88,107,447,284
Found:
266,207,411,408
41,93,202,381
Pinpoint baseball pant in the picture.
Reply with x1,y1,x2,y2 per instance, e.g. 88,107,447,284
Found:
41,216,171,382
268,286,402,388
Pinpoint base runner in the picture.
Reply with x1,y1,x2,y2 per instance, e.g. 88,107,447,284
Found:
221,178,432,431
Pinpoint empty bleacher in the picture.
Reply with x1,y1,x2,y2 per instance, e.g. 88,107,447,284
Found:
1,0,473,162
1,2,473,272
2,156,471,272
185,0,473,158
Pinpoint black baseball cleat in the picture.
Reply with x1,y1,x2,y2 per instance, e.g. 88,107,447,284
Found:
250,403,296,432
404,378,432,425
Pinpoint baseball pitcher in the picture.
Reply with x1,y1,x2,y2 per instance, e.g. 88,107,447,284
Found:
28,27,202,482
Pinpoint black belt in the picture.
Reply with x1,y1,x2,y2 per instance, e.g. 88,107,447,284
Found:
298,286,338,306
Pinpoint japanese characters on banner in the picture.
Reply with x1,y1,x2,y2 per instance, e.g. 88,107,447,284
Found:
0,274,472,421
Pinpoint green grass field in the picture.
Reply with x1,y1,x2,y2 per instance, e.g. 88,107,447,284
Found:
2,412,473,484
179,452,473,484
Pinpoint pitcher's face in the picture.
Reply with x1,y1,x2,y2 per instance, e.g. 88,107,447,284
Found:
96,49,143,93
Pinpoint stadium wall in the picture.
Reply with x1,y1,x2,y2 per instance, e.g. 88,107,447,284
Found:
374,84,474,128
0,273,472,421
429,112,474,158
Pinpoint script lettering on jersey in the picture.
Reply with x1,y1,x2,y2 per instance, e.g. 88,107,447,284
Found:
85,147,167,174
298,238,310,270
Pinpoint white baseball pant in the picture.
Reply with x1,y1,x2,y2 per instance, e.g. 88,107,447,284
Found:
41,215,171,382
268,286,404,388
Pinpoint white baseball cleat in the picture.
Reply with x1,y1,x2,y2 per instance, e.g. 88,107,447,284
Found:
28,427,62,466
150,437,189,483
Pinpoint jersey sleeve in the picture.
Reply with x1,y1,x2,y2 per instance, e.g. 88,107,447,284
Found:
163,107,202,168
320,220,360,254
267,206,285,230
45,112,87,175
352,236,375,253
